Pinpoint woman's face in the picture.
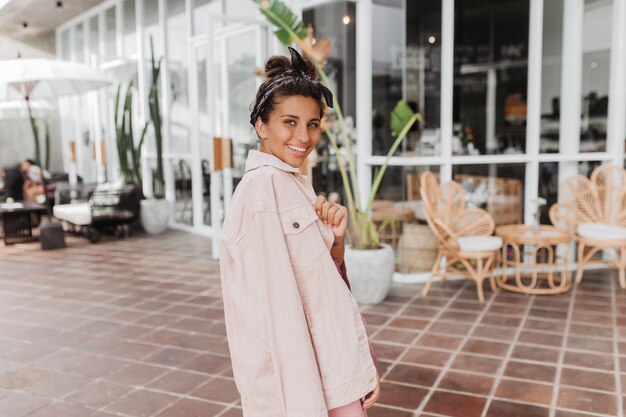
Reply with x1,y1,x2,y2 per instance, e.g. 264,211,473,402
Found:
255,95,322,168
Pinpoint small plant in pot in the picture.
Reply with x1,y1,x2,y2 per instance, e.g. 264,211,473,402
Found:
114,37,169,235
253,0,422,304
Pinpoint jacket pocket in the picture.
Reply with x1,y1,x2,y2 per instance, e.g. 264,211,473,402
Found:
279,205,325,264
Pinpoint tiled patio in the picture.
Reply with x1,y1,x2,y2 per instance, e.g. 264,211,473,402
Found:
0,230,625,417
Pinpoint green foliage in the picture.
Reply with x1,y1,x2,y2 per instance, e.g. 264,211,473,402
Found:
26,105,51,170
44,121,50,170
254,0,308,45
27,104,41,167
114,82,149,193
113,36,164,199
253,0,422,249
148,37,164,199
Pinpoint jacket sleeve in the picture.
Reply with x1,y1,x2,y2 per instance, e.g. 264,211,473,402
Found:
244,209,328,416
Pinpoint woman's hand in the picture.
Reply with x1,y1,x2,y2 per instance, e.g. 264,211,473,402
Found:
315,195,348,241
361,371,380,410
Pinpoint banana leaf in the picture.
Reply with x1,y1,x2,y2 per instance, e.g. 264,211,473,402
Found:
254,0,308,45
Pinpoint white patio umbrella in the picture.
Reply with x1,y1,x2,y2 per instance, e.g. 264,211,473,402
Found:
0,58,113,169
0,58,113,100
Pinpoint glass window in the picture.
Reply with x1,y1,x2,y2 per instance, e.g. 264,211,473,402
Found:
303,1,357,127
371,0,403,156
75,23,85,63
193,0,221,36
123,0,137,56
60,29,70,61
403,0,442,157
172,158,194,225
225,0,258,19
372,165,439,203
452,163,525,226
195,45,211,226
104,6,117,60
539,0,563,154
223,29,260,178
368,165,440,265
454,0,530,156
88,16,99,65
143,0,161,56
167,0,191,154
580,0,611,153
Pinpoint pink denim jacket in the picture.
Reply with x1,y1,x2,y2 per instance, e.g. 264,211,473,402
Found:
220,150,378,417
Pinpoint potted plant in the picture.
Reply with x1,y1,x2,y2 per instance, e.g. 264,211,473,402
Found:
254,0,422,304
139,37,169,234
114,37,169,234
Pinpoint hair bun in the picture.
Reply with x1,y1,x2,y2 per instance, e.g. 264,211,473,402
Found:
264,52,318,81
264,56,291,79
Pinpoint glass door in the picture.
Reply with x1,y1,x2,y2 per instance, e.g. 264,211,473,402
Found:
211,19,272,214
189,16,271,258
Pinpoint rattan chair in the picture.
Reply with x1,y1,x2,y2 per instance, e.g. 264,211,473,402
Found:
549,164,626,288
420,171,503,302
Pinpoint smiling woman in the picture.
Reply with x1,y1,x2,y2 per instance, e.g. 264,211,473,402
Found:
219,48,380,417
255,95,322,167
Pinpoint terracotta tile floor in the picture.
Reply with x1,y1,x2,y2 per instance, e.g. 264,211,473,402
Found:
1,230,626,417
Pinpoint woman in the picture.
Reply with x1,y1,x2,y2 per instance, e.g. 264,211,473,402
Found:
220,48,380,417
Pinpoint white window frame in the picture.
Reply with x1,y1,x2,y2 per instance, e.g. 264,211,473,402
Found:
355,0,626,225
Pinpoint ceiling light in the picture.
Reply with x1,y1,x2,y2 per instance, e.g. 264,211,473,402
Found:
428,35,436,44
590,61,598,69
342,15,350,25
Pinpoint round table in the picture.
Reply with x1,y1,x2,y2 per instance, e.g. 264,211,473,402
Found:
495,224,572,295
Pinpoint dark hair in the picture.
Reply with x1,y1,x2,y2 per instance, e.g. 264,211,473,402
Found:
25,159,36,165
250,48,332,127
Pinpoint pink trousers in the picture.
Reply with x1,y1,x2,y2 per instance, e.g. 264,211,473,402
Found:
328,400,368,417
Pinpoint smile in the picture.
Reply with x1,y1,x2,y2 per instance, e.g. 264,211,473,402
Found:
287,145,307,154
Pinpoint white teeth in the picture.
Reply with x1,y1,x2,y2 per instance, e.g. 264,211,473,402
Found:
287,145,306,153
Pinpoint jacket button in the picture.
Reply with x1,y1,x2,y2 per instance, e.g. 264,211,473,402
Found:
293,222,300,229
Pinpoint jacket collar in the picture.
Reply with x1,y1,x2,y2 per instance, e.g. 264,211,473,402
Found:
245,149,300,174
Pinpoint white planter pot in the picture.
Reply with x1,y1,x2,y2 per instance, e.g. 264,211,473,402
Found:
140,199,170,235
344,243,395,305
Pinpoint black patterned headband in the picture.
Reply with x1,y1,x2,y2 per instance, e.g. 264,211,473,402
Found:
250,47,334,127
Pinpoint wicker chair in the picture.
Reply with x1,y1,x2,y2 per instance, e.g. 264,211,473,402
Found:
549,164,626,288
420,171,503,302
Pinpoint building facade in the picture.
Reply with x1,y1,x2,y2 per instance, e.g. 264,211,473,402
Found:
54,0,626,258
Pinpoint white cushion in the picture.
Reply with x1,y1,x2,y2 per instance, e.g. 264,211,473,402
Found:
457,236,503,252
577,223,626,241
53,203,92,226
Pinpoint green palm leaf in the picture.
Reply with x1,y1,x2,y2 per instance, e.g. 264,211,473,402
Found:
254,0,308,45
390,100,417,137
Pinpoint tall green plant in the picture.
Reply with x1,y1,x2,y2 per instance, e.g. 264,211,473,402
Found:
253,0,422,249
148,37,164,199
26,106,51,170
113,36,164,199
114,82,149,190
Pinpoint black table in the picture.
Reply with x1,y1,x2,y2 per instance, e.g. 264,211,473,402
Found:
0,202,46,245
